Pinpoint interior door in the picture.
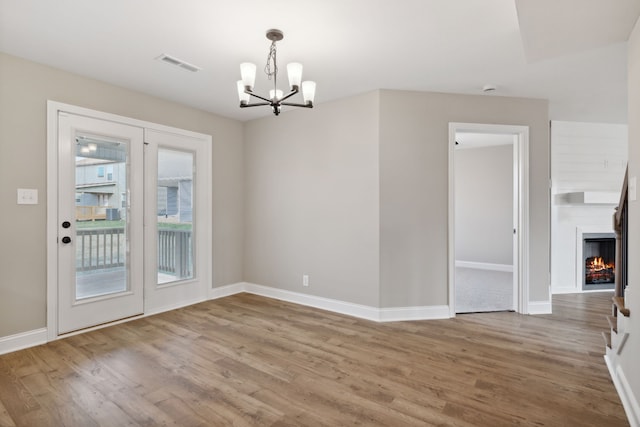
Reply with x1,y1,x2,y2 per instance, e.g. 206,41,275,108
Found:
57,112,144,334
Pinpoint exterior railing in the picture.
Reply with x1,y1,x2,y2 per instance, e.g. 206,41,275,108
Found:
157,229,193,278
76,227,125,271
76,227,192,278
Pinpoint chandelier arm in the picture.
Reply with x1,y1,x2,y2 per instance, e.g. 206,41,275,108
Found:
245,91,272,103
240,102,271,108
280,102,313,108
278,88,299,103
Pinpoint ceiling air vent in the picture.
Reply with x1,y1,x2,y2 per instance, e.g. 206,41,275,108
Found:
156,54,201,72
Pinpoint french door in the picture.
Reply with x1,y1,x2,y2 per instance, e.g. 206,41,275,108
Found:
57,113,144,334
50,102,212,337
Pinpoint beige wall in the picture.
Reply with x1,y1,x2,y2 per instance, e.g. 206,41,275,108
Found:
620,16,640,407
0,52,244,338
379,90,549,307
243,92,381,307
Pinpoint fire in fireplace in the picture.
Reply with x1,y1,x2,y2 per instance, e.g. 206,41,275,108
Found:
583,233,615,290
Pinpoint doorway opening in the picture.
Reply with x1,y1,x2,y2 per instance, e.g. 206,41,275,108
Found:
448,123,530,316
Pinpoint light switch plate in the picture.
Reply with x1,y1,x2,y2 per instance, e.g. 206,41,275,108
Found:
17,188,38,205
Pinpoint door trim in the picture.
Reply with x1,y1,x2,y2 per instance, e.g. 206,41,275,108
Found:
46,101,212,341
447,123,530,316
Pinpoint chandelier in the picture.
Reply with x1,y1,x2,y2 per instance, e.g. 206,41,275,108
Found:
237,29,316,116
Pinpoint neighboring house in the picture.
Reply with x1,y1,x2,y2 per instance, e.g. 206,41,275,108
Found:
75,152,193,223
75,158,126,220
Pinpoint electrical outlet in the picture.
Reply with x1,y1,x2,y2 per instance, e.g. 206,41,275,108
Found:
303,274,309,287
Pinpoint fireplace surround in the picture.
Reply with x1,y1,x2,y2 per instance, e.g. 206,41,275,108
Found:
581,232,616,291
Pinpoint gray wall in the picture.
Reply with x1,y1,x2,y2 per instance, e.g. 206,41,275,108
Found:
0,52,244,338
244,89,549,310
243,92,381,307
455,144,514,265
620,16,640,410
378,90,549,307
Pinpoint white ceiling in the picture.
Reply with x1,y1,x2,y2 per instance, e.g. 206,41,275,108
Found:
1,0,638,122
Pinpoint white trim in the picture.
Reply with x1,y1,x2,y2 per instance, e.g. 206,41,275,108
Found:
527,301,552,315
552,286,585,294
211,283,452,322
46,103,59,342
448,123,530,317
244,283,381,321
605,356,640,427
378,305,450,322
209,282,246,299
455,261,514,272
0,328,48,356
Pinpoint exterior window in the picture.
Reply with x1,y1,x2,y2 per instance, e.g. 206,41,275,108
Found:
75,193,82,203
97,166,105,178
107,165,113,181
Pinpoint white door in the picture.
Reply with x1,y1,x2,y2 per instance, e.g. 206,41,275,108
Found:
143,129,211,313
57,112,144,334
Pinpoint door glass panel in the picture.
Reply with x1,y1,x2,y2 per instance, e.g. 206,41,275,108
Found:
75,134,128,299
157,148,194,284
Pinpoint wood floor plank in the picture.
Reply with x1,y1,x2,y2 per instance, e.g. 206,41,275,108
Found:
0,292,629,426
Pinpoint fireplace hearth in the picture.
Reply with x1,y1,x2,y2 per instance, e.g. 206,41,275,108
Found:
582,233,615,291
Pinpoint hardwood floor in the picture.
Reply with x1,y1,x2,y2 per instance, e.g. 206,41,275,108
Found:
0,292,628,426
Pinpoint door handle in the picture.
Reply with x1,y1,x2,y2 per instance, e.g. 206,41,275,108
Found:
61,236,71,244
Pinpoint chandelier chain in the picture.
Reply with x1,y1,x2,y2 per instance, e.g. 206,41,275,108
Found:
265,40,278,81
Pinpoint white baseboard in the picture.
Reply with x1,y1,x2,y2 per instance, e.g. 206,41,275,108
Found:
0,328,47,356
551,286,581,294
379,305,450,322
455,261,513,272
216,282,452,322
605,355,640,427
244,283,381,321
527,300,552,315
209,282,245,300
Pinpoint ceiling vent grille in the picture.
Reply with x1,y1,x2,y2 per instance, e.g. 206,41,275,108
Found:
156,54,201,72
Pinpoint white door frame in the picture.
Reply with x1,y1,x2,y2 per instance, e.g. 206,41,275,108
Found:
47,101,212,341
448,123,530,316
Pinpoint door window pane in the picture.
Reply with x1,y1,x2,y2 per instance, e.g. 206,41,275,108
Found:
75,135,128,299
157,148,194,284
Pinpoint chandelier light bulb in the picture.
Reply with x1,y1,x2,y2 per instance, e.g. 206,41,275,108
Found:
240,62,257,90
302,81,316,105
269,89,284,101
287,63,303,90
237,80,250,105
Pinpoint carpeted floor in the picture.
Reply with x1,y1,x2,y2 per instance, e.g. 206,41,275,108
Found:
455,267,514,313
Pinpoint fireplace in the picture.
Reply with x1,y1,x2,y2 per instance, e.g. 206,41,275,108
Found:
582,233,615,291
